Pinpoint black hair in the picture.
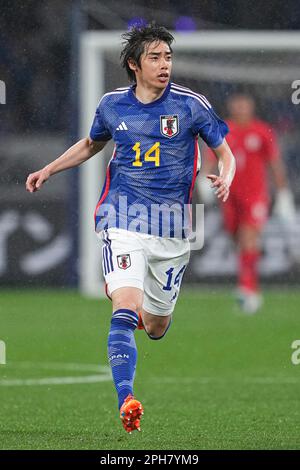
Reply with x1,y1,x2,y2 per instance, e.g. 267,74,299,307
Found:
227,90,255,103
120,23,174,82
227,85,254,100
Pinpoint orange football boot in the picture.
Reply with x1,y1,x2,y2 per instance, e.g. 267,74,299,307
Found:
120,394,144,433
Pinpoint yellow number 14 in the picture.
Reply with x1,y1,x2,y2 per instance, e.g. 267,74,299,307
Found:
132,142,160,167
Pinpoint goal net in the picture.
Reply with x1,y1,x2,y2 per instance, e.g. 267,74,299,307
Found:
79,31,300,297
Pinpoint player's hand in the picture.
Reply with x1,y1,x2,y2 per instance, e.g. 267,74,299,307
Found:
26,168,50,193
273,188,296,224
207,174,230,202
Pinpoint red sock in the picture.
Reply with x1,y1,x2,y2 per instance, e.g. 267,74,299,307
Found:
238,250,260,293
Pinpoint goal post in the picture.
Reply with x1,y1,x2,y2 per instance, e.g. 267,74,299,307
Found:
79,30,300,297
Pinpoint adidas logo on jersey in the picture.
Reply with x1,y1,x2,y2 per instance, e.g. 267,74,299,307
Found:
116,121,128,131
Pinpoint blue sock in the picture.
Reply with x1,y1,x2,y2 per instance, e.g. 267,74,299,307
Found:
107,309,138,409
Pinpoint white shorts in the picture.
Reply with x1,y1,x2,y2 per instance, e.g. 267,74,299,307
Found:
98,228,190,316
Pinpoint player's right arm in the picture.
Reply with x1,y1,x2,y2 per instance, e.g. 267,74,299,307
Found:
26,137,107,193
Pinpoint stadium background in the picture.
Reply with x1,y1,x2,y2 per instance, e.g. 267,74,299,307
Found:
1,0,300,450
1,0,300,288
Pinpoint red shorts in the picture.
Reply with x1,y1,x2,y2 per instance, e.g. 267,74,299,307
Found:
222,193,269,234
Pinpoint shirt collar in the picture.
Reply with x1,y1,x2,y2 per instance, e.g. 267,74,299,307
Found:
128,82,171,108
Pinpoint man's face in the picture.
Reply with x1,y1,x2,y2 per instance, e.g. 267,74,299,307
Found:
130,40,172,89
227,95,255,123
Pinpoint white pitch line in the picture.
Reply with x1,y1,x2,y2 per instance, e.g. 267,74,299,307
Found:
6,361,109,373
244,377,300,385
0,375,111,387
1,375,299,387
151,377,300,385
0,361,111,387
1,361,299,387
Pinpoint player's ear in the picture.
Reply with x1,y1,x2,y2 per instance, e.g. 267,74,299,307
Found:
128,58,138,72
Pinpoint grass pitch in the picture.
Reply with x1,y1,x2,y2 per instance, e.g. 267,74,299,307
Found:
0,288,300,450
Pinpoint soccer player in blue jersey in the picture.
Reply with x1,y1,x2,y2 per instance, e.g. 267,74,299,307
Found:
26,24,236,433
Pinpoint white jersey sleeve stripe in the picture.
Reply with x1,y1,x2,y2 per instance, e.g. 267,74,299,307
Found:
171,83,211,108
170,88,210,111
97,89,129,106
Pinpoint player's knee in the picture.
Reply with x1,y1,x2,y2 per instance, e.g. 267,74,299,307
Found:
238,226,260,251
111,287,143,313
112,297,141,314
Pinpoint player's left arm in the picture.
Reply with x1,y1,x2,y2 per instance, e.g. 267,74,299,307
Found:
206,138,236,202
268,153,296,223
193,99,235,201
266,128,296,222
269,158,289,189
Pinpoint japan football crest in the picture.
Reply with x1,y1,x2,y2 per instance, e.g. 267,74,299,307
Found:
117,254,131,270
160,115,179,138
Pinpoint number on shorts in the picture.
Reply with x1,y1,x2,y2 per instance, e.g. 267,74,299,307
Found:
163,265,186,291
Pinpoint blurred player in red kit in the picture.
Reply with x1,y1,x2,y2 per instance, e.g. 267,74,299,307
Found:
198,93,295,313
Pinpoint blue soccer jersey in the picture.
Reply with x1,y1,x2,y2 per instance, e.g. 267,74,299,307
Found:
90,82,228,238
